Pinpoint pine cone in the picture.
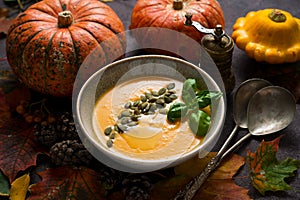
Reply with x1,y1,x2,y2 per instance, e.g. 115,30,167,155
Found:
56,112,80,141
122,174,153,200
99,166,125,190
33,123,58,148
50,140,93,166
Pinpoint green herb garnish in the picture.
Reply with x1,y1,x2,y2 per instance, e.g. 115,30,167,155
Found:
167,78,222,137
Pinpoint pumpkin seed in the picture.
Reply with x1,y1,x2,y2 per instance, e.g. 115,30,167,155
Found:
164,96,172,103
149,103,157,111
141,102,148,110
117,123,127,132
168,90,176,94
131,115,140,121
164,92,171,97
167,82,175,90
109,132,115,139
121,109,131,117
151,90,159,97
158,87,166,95
104,127,112,136
169,94,178,100
159,109,168,115
133,100,140,107
124,102,132,109
145,92,152,100
140,95,147,102
148,97,157,103
121,117,131,124
156,98,165,105
107,139,113,148
127,121,138,126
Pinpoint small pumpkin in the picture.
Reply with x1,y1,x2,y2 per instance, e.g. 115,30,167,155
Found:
6,0,126,97
232,9,300,64
129,0,225,59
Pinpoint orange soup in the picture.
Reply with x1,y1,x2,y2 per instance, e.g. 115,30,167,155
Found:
93,76,202,160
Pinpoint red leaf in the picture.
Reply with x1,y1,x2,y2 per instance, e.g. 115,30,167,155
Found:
29,166,106,200
0,89,11,128
0,118,45,182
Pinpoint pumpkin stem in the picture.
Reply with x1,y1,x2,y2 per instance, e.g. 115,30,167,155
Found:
58,11,73,28
268,9,286,23
173,0,183,10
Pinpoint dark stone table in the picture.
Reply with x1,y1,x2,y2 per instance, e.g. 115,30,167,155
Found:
1,0,299,199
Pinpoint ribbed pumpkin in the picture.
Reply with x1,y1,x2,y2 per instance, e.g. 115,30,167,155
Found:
6,0,126,97
130,0,225,57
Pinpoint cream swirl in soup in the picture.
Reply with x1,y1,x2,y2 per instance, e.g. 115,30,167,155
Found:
93,76,203,160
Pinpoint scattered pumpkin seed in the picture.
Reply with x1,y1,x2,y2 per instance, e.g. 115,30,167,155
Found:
151,90,159,96
169,94,178,100
131,115,140,121
149,103,157,111
128,121,138,126
159,108,168,115
121,109,131,117
148,97,157,103
104,127,112,136
168,90,176,94
107,139,113,148
145,92,152,99
133,100,140,107
109,132,115,139
164,96,172,103
156,98,165,105
158,87,167,95
117,123,127,132
140,95,147,102
167,83,175,90
124,102,132,109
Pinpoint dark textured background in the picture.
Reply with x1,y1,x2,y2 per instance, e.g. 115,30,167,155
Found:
1,0,300,199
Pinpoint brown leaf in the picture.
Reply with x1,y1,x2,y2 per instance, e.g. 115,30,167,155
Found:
152,153,250,200
0,118,44,182
0,88,11,128
0,70,31,111
28,166,107,200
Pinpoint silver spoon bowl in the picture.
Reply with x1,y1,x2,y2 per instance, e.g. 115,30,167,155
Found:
174,85,296,200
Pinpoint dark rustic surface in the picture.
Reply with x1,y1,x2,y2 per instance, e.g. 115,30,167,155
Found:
1,0,300,199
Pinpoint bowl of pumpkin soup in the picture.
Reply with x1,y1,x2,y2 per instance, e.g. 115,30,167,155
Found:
74,55,226,173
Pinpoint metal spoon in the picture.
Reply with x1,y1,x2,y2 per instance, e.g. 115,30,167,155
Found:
174,85,296,200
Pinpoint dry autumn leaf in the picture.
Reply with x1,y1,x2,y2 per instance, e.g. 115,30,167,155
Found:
28,166,107,199
10,173,30,200
0,118,45,182
247,135,300,195
151,153,250,200
0,88,11,128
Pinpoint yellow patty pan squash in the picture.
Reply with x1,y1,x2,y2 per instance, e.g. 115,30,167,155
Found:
232,9,300,64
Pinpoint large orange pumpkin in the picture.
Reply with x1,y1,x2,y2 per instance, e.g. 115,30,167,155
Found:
6,0,126,97
130,0,225,57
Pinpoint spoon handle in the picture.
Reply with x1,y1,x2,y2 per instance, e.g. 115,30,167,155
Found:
173,125,240,200
221,133,251,160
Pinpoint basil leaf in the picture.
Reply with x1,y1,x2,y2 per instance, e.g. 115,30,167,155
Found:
196,90,222,108
188,110,211,137
167,102,188,123
182,79,198,108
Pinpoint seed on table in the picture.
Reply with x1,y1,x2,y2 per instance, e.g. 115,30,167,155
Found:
107,139,113,148
164,92,171,97
124,102,132,109
151,90,159,97
133,107,141,115
104,127,112,136
159,109,168,115
167,82,175,90
158,88,166,95
121,109,131,117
